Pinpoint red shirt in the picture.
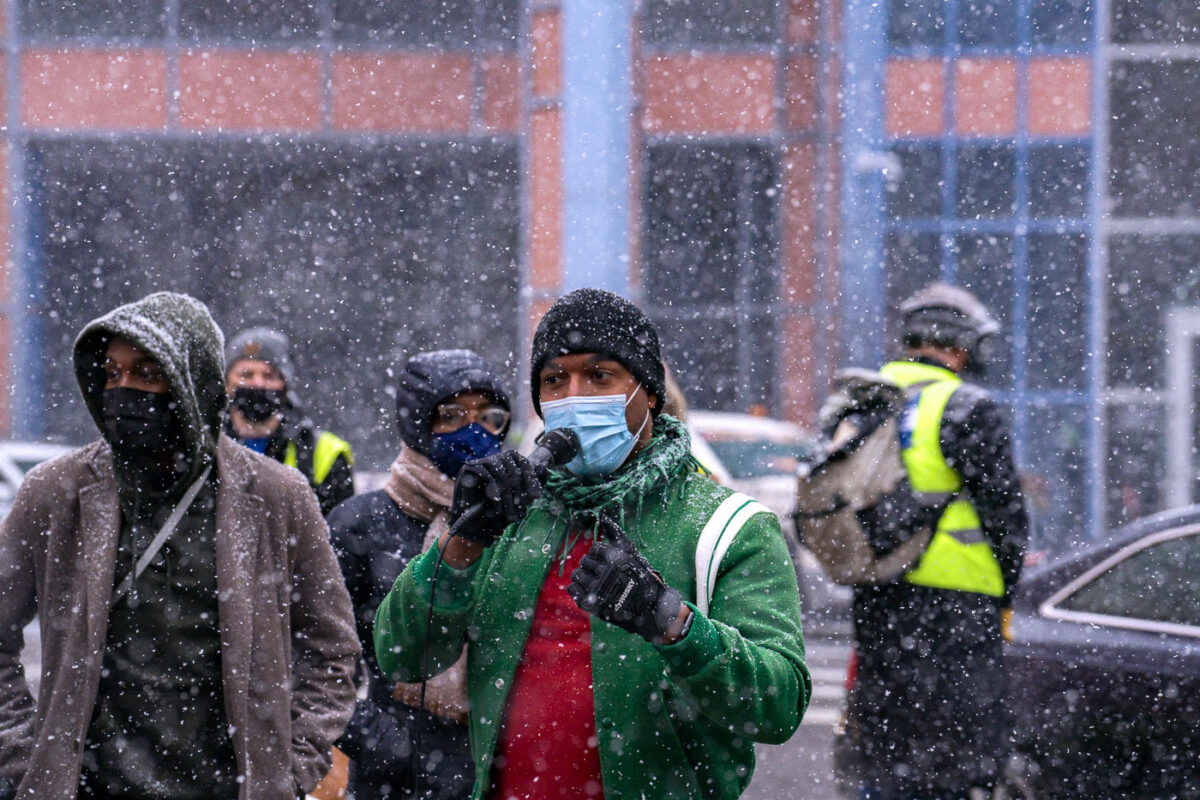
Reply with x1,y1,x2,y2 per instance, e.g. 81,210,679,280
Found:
488,534,604,800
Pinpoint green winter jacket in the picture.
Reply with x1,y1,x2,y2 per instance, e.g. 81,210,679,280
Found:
374,468,810,800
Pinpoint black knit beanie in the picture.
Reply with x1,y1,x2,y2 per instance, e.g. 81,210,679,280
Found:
530,288,666,418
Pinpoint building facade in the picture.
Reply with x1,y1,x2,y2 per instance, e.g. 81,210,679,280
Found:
2,0,1193,548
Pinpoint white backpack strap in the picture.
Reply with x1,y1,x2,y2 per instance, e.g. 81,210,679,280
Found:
695,492,772,616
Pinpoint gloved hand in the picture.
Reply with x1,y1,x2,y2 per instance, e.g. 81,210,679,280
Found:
336,699,413,777
0,776,15,800
567,515,686,644
449,451,541,546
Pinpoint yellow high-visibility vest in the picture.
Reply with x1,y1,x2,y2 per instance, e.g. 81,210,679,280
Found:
879,360,1004,598
284,430,353,486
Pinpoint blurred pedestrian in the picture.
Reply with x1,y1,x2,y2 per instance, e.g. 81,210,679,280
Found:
225,327,354,514
0,293,360,800
374,288,810,800
847,282,1030,799
328,349,514,799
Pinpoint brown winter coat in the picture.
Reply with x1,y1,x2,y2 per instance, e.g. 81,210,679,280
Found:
0,436,361,799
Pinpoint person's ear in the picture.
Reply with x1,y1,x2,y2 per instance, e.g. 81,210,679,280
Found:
648,392,659,410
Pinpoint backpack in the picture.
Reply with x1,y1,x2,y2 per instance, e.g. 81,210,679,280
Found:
792,369,950,585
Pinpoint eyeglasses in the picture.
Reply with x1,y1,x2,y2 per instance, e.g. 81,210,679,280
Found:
433,403,511,434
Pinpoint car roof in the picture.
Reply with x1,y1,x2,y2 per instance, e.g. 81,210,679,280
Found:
1020,505,1200,601
688,410,810,441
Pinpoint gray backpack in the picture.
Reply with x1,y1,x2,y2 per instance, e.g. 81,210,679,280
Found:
793,369,948,585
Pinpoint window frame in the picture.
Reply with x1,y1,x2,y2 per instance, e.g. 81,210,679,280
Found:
1040,524,1200,639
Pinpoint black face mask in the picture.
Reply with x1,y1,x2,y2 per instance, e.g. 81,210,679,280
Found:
102,387,187,462
231,387,285,423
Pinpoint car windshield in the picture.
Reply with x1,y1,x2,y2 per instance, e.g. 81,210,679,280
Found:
703,439,811,480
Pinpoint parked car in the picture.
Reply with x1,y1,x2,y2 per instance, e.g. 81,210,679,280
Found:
832,508,1200,799
1001,507,1200,798
0,441,75,519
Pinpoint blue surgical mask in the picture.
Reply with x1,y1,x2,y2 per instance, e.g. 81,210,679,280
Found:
541,386,649,479
429,423,502,478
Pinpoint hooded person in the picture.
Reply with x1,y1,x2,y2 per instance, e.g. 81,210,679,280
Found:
0,292,360,800
373,289,810,800
326,349,512,800
224,327,355,515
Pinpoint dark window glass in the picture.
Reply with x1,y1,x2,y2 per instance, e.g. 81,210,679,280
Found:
21,0,166,38
1061,534,1200,626
643,143,780,413
27,139,521,470
1106,402,1166,525
655,315,740,412
1029,144,1089,218
643,143,779,308
1112,0,1200,44
955,233,1014,387
1031,0,1092,46
655,313,778,413
1028,234,1087,390
180,0,320,40
887,145,943,219
1106,234,1200,388
956,144,1016,219
478,0,521,45
888,0,946,48
1021,403,1088,553
1110,61,1200,217
884,232,942,346
641,0,779,46
959,0,1018,48
333,0,518,46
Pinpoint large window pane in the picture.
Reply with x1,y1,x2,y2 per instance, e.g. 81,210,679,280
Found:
1106,234,1200,389
1029,144,1089,219
959,0,1018,48
884,232,942,348
21,0,166,38
180,0,320,40
1110,61,1200,217
1112,0,1200,44
955,234,1014,388
655,314,745,411
888,0,946,48
643,143,778,308
1023,403,1089,552
1032,0,1092,46
887,145,943,219
333,0,518,46
1028,234,1088,390
1106,402,1167,530
956,144,1016,219
28,139,520,469
641,0,779,46
643,143,780,413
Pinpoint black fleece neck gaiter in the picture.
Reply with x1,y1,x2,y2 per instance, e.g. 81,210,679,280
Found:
102,387,189,495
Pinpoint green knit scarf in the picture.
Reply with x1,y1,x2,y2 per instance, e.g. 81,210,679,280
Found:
533,414,699,564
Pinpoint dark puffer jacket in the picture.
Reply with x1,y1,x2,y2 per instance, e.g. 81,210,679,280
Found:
329,350,509,800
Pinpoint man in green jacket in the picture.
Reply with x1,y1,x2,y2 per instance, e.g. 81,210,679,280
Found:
375,288,810,800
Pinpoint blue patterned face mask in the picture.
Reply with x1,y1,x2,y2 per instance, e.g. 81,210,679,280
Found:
429,423,502,478
541,386,649,479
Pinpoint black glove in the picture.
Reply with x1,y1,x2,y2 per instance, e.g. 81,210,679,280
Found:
567,515,685,644
449,451,541,546
336,699,413,777
0,777,16,800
